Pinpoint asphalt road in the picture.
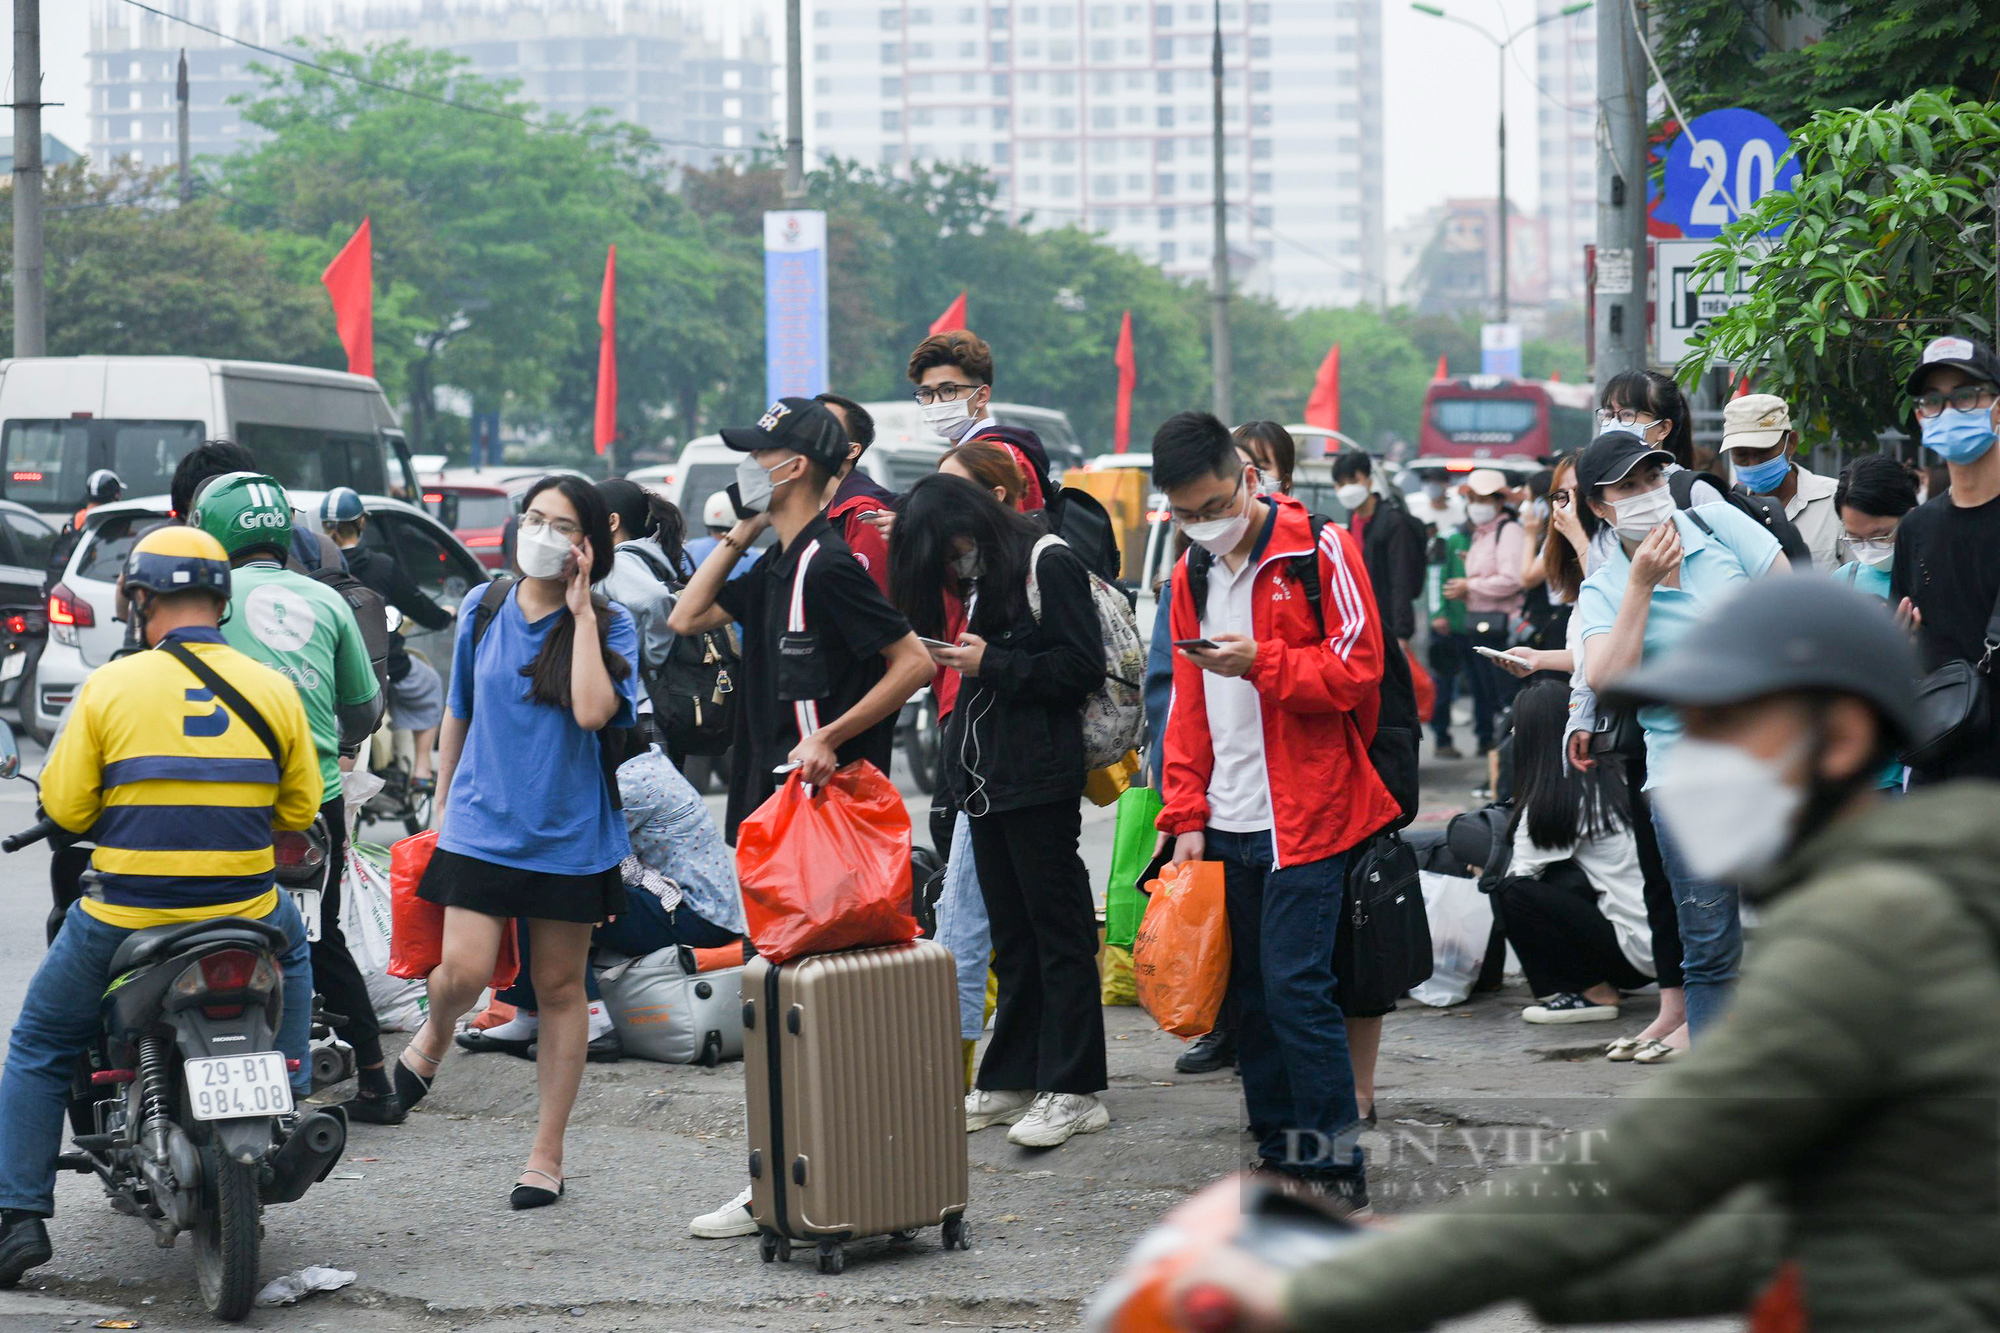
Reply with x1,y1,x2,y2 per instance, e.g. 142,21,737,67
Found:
0,727,1739,1332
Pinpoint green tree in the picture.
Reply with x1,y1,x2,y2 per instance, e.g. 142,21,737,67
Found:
0,163,335,363
1681,93,2000,444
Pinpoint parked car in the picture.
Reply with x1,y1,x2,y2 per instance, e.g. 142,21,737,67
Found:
422,482,512,571
0,356,421,517
0,500,55,727
29,492,485,742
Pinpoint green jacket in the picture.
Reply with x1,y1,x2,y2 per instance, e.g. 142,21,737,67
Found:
1426,531,1470,634
1287,782,2000,1332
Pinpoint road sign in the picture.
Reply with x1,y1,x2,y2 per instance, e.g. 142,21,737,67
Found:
763,210,830,403
1480,323,1521,377
1659,108,1801,240
1654,238,1765,365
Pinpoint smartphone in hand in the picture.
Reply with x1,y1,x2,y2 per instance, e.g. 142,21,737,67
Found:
1175,637,1220,653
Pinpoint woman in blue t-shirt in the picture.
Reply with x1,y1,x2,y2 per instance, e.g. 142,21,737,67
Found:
1572,435,1782,1044
394,475,642,1210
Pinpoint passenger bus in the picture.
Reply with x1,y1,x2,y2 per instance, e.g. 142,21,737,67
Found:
1417,375,1596,463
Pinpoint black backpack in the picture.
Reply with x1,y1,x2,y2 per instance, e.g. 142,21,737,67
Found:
1668,470,1814,571
1184,512,1421,829
617,543,740,759
306,564,392,701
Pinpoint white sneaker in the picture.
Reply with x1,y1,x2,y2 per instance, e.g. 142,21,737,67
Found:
1006,1092,1110,1148
963,1088,1035,1132
586,1001,615,1042
689,1184,757,1239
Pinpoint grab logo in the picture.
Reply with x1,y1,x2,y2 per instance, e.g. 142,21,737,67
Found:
245,583,317,654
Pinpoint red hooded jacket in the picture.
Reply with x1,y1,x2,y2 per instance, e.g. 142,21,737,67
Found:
1158,494,1401,868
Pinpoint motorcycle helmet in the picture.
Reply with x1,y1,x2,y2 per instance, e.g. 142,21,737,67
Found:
85,468,123,504
319,486,366,529
188,471,295,562
122,524,232,602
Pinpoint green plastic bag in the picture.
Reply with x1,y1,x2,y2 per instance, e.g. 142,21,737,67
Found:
1105,785,1164,948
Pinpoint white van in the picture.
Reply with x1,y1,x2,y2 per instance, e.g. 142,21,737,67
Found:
658,431,947,532
863,400,1086,478
0,357,420,516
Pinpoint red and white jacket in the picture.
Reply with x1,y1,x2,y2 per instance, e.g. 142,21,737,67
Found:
1158,494,1401,867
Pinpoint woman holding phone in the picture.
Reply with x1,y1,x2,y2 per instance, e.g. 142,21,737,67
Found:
394,475,642,1209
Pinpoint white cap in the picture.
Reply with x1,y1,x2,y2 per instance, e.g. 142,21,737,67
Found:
702,490,734,528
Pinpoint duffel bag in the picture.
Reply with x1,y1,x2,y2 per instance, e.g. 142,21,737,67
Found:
595,946,745,1066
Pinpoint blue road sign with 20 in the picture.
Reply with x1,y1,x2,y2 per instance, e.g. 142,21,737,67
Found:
1660,108,1801,240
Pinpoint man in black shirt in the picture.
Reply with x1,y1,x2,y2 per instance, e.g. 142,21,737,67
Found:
1331,451,1427,649
1889,334,2000,783
668,397,932,840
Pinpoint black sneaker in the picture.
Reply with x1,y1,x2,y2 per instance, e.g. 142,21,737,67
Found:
341,1091,407,1126
0,1215,52,1288
1174,1027,1236,1074
1522,992,1620,1024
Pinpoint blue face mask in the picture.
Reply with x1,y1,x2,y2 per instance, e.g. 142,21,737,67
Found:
1732,451,1792,494
1920,405,1999,465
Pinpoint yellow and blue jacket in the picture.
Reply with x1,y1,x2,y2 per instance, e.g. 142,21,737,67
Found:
40,627,323,929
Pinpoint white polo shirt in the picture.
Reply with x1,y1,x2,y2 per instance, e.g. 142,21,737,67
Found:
1201,516,1274,833
1784,465,1843,571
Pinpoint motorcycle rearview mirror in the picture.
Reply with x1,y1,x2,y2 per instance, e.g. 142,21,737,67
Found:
0,718,19,780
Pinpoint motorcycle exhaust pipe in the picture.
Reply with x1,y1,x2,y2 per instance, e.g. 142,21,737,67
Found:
262,1110,347,1206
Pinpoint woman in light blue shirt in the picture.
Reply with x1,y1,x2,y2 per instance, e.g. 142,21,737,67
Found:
1573,435,1782,1043
1831,453,1917,602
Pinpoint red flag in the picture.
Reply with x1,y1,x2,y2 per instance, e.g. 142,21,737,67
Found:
1433,354,1449,381
1731,368,1754,398
1304,344,1340,433
321,218,373,378
1548,368,1562,382
929,290,968,336
594,246,617,457
1113,310,1136,454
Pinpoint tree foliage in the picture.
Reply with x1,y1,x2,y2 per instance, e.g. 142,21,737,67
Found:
1681,93,2000,444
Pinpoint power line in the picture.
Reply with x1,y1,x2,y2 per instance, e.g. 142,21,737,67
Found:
116,0,742,156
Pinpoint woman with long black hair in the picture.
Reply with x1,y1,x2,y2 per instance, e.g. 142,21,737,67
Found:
889,473,1109,1150
394,475,642,1209
595,478,690,751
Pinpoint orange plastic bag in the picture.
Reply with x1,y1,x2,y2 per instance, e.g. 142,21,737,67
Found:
386,830,520,989
736,761,918,964
1132,860,1230,1038
1407,644,1437,725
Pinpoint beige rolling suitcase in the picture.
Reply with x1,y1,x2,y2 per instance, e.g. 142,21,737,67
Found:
743,939,969,1274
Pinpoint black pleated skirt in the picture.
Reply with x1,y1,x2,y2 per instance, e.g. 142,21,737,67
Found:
416,846,629,924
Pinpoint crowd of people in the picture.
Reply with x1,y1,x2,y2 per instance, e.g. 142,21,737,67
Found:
2,320,1999,1324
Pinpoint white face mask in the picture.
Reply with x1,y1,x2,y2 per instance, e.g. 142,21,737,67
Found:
734,453,796,514
1178,475,1253,556
920,395,981,443
1843,535,1895,569
515,522,574,580
1334,483,1371,511
1466,500,1499,526
1649,736,1806,880
1609,483,1676,542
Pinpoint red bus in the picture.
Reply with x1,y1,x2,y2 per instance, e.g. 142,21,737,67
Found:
1418,375,1597,462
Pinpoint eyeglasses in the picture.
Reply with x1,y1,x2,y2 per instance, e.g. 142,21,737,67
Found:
1595,407,1659,428
1913,383,1999,418
1171,475,1245,524
913,381,980,405
519,513,582,539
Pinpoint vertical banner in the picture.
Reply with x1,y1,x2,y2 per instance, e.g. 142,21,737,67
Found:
1480,322,1522,377
763,210,830,403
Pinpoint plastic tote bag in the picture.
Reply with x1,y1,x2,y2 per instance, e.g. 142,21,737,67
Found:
339,844,428,1032
1104,786,1164,948
1406,871,1493,1008
1131,860,1230,1038
735,761,919,964
386,831,520,989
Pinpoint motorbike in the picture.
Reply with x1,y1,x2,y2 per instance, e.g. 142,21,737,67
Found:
1,603,47,744
0,720,349,1320
362,607,434,836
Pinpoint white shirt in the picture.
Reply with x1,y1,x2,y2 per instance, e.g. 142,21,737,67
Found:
1200,545,1272,832
1782,466,1843,572
1509,818,1654,976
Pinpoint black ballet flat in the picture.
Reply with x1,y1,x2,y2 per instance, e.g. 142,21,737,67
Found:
392,1048,439,1113
509,1168,564,1210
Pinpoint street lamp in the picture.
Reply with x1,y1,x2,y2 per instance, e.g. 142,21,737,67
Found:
1412,1,1591,322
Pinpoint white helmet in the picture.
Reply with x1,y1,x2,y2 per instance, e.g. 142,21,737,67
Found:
701,490,734,528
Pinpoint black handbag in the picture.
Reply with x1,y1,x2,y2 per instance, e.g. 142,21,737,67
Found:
1905,590,2000,771
1334,832,1432,1015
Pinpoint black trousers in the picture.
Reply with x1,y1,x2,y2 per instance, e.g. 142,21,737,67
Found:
1489,871,1652,999
1622,755,1685,990
311,794,384,1069
968,800,1108,1095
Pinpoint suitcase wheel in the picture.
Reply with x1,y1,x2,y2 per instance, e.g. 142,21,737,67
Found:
943,1213,969,1251
759,1232,788,1264
889,1228,917,1243
815,1240,844,1276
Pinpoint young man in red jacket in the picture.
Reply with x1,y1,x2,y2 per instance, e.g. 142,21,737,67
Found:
1152,411,1401,1212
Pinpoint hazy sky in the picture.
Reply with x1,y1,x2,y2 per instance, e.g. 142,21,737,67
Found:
12,0,1565,233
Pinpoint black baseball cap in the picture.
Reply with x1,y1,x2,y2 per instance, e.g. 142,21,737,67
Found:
721,397,849,473
1574,432,1674,495
1902,335,2000,398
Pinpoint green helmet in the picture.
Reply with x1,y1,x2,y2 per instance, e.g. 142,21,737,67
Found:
189,471,295,561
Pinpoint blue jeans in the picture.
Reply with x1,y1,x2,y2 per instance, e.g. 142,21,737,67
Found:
499,895,740,1011
936,811,992,1041
1651,807,1740,1040
1207,829,1362,1183
0,893,313,1217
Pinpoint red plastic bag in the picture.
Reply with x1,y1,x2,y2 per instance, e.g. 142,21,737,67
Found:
1132,860,1230,1038
386,830,520,989
1407,644,1437,725
736,761,918,964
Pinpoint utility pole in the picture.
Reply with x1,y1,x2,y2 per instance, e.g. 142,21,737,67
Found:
782,0,805,205
1208,0,1232,424
1495,43,1507,323
177,50,192,205
1594,0,1648,385
12,0,46,357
